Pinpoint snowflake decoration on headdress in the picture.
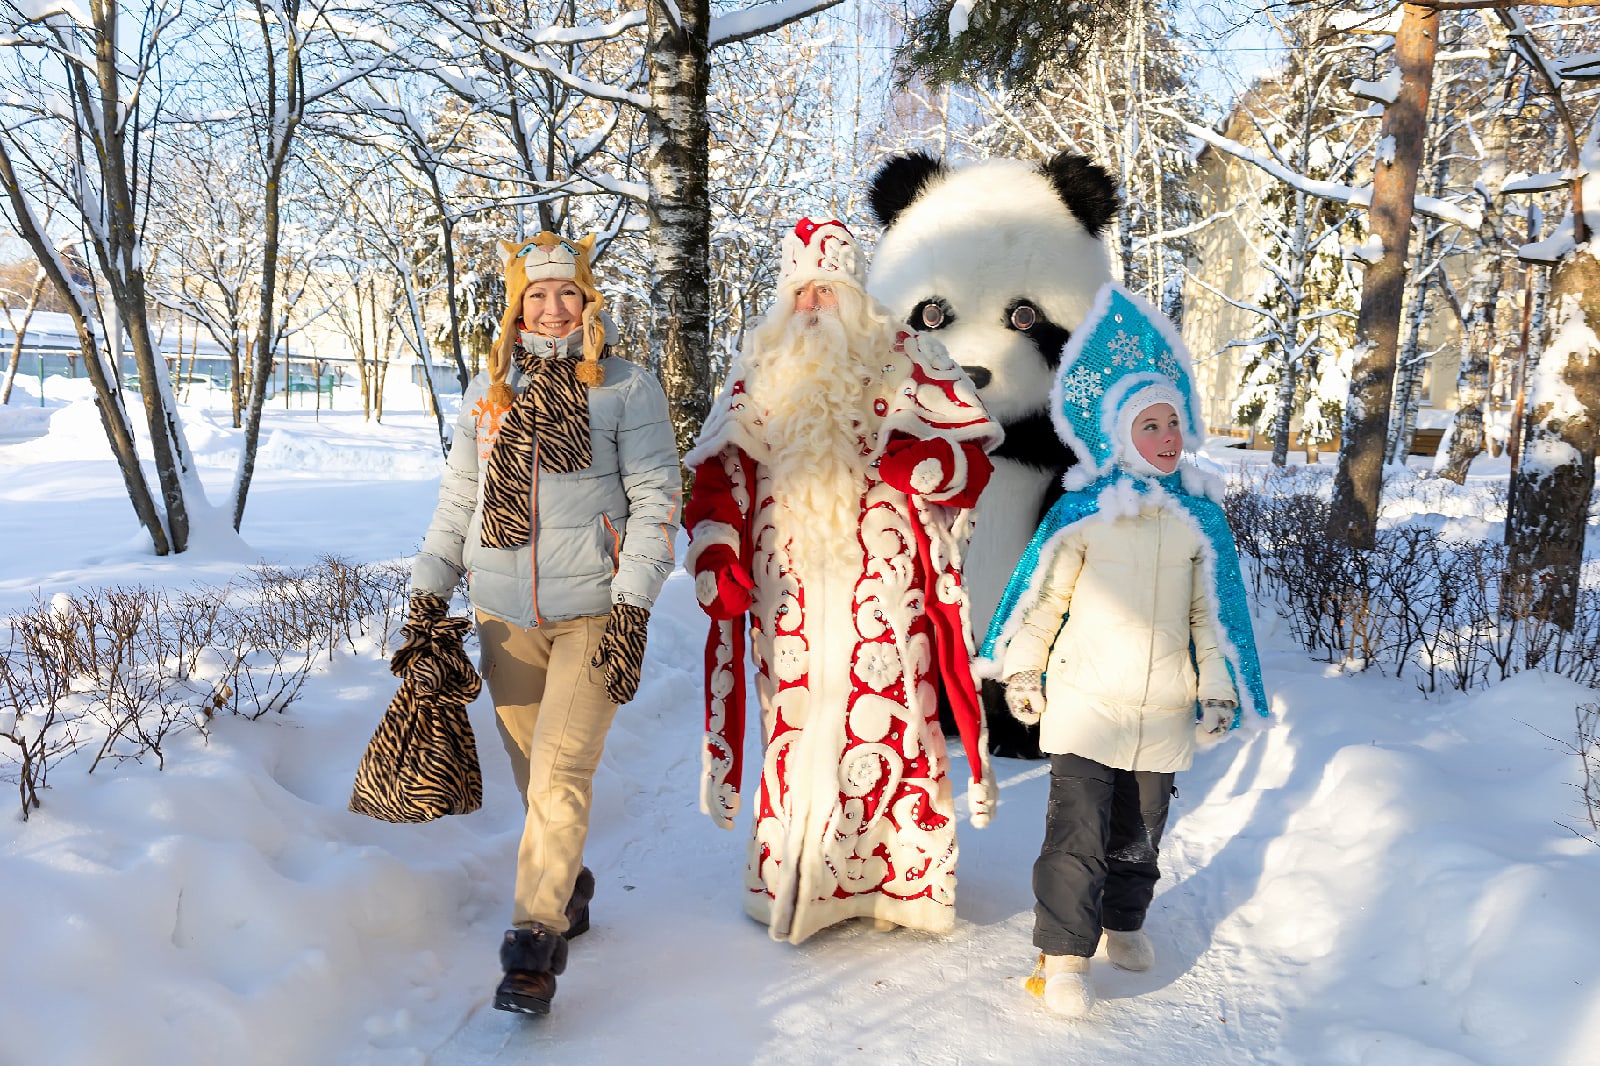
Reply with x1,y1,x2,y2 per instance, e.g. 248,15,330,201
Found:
1050,284,1206,490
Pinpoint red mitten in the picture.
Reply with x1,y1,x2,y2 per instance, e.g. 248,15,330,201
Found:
693,543,755,620
878,435,958,495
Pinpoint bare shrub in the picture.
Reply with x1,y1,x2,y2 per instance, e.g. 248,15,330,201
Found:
0,556,415,817
1221,479,1600,695
0,613,82,819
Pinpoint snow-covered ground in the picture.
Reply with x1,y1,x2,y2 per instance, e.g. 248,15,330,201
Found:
2,377,1597,1065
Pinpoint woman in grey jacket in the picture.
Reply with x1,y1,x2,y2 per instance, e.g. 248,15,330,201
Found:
409,232,681,1017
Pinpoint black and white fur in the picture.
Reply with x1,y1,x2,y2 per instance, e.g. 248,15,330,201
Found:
868,151,1118,759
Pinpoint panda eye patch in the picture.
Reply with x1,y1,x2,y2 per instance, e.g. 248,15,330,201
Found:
1009,302,1038,331
910,298,953,331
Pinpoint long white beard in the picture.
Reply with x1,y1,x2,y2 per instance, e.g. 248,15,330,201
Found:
749,312,878,584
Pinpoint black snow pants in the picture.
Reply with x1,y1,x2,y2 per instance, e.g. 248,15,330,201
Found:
1033,752,1175,958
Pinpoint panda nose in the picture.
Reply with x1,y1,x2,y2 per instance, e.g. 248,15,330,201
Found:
962,366,992,389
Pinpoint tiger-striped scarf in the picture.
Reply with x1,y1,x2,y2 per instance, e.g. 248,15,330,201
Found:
480,340,593,549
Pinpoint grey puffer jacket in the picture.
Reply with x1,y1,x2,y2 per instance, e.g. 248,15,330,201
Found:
412,354,682,627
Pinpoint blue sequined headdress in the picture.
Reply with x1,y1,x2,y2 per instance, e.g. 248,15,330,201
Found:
978,283,1268,731
1052,285,1208,490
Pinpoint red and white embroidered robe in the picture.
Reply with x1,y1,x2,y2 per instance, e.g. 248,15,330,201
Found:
683,330,1001,942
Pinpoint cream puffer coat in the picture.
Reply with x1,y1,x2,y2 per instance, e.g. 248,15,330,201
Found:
1000,498,1237,772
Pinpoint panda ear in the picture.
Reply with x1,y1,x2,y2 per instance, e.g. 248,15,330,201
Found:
1041,153,1119,239
868,152,948,228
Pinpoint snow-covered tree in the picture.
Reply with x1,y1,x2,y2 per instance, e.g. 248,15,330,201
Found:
144,132,265,429
0,0,210,554
1434,17,1521,483
966,0,1201,316
1200,9,1375,467
1501,9,1600,630
192,0,388,529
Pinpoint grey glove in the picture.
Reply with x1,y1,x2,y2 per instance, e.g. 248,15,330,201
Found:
1003,669,1044,726
1196,699,1235,744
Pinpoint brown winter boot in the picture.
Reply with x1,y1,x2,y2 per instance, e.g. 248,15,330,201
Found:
494,925,569,1015
563,866,596,940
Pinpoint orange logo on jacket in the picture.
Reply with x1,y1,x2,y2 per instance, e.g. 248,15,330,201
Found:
473,397,510,461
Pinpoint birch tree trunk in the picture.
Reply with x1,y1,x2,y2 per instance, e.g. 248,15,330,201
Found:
646,0,713,458
1388,263,1431,465
1268,356,1298,467
1437,96,1511,483
1504,247,1600,629
1330,2,1437,547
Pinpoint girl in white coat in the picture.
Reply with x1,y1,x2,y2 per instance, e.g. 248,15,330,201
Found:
977,284,1267,1020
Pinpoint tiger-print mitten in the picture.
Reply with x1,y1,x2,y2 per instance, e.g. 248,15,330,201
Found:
591,603,650,705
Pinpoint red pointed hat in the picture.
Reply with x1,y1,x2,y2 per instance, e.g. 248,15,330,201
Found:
778,217,866,292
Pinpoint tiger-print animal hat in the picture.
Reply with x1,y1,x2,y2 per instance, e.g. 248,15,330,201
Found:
489,232,607,407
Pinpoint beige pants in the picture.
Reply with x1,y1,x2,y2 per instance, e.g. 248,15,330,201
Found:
478,611,617,933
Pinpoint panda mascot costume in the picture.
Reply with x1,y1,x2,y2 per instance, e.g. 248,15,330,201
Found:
867,150,1119,759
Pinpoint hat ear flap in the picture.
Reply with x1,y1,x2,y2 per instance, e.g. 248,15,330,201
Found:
499,239,521,268
574,234,596,260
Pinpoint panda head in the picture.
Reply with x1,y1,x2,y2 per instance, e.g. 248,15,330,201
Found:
866,151,1118,427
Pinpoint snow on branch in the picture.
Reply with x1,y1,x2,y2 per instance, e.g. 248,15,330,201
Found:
412,15,648,109
948,0,980,38
1330,7,1401,35
1351,70,1400,104
14,0,91,25
1171,113,1484,230
709,1,842,49
1559,51,1600,80
1503,171,1573,194
528,8,645,46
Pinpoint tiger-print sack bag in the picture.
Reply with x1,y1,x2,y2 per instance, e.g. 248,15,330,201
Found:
350,613,484,822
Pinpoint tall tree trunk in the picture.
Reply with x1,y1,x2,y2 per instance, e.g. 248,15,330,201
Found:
646,0,712,458
232,0,303,531
1330,2,1436,547
234,149,288,529
1437,98,1511,483
92,0,193,551
0,141,169,552
1504,247,1600,629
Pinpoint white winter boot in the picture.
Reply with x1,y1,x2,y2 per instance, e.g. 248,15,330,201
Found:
1103,928,1154,972
1040,954,1095,1018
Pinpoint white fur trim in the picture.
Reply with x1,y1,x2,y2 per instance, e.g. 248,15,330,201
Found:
684,520,739,574
1049,283,1118,478
967,776,995,829
699,761,740,829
